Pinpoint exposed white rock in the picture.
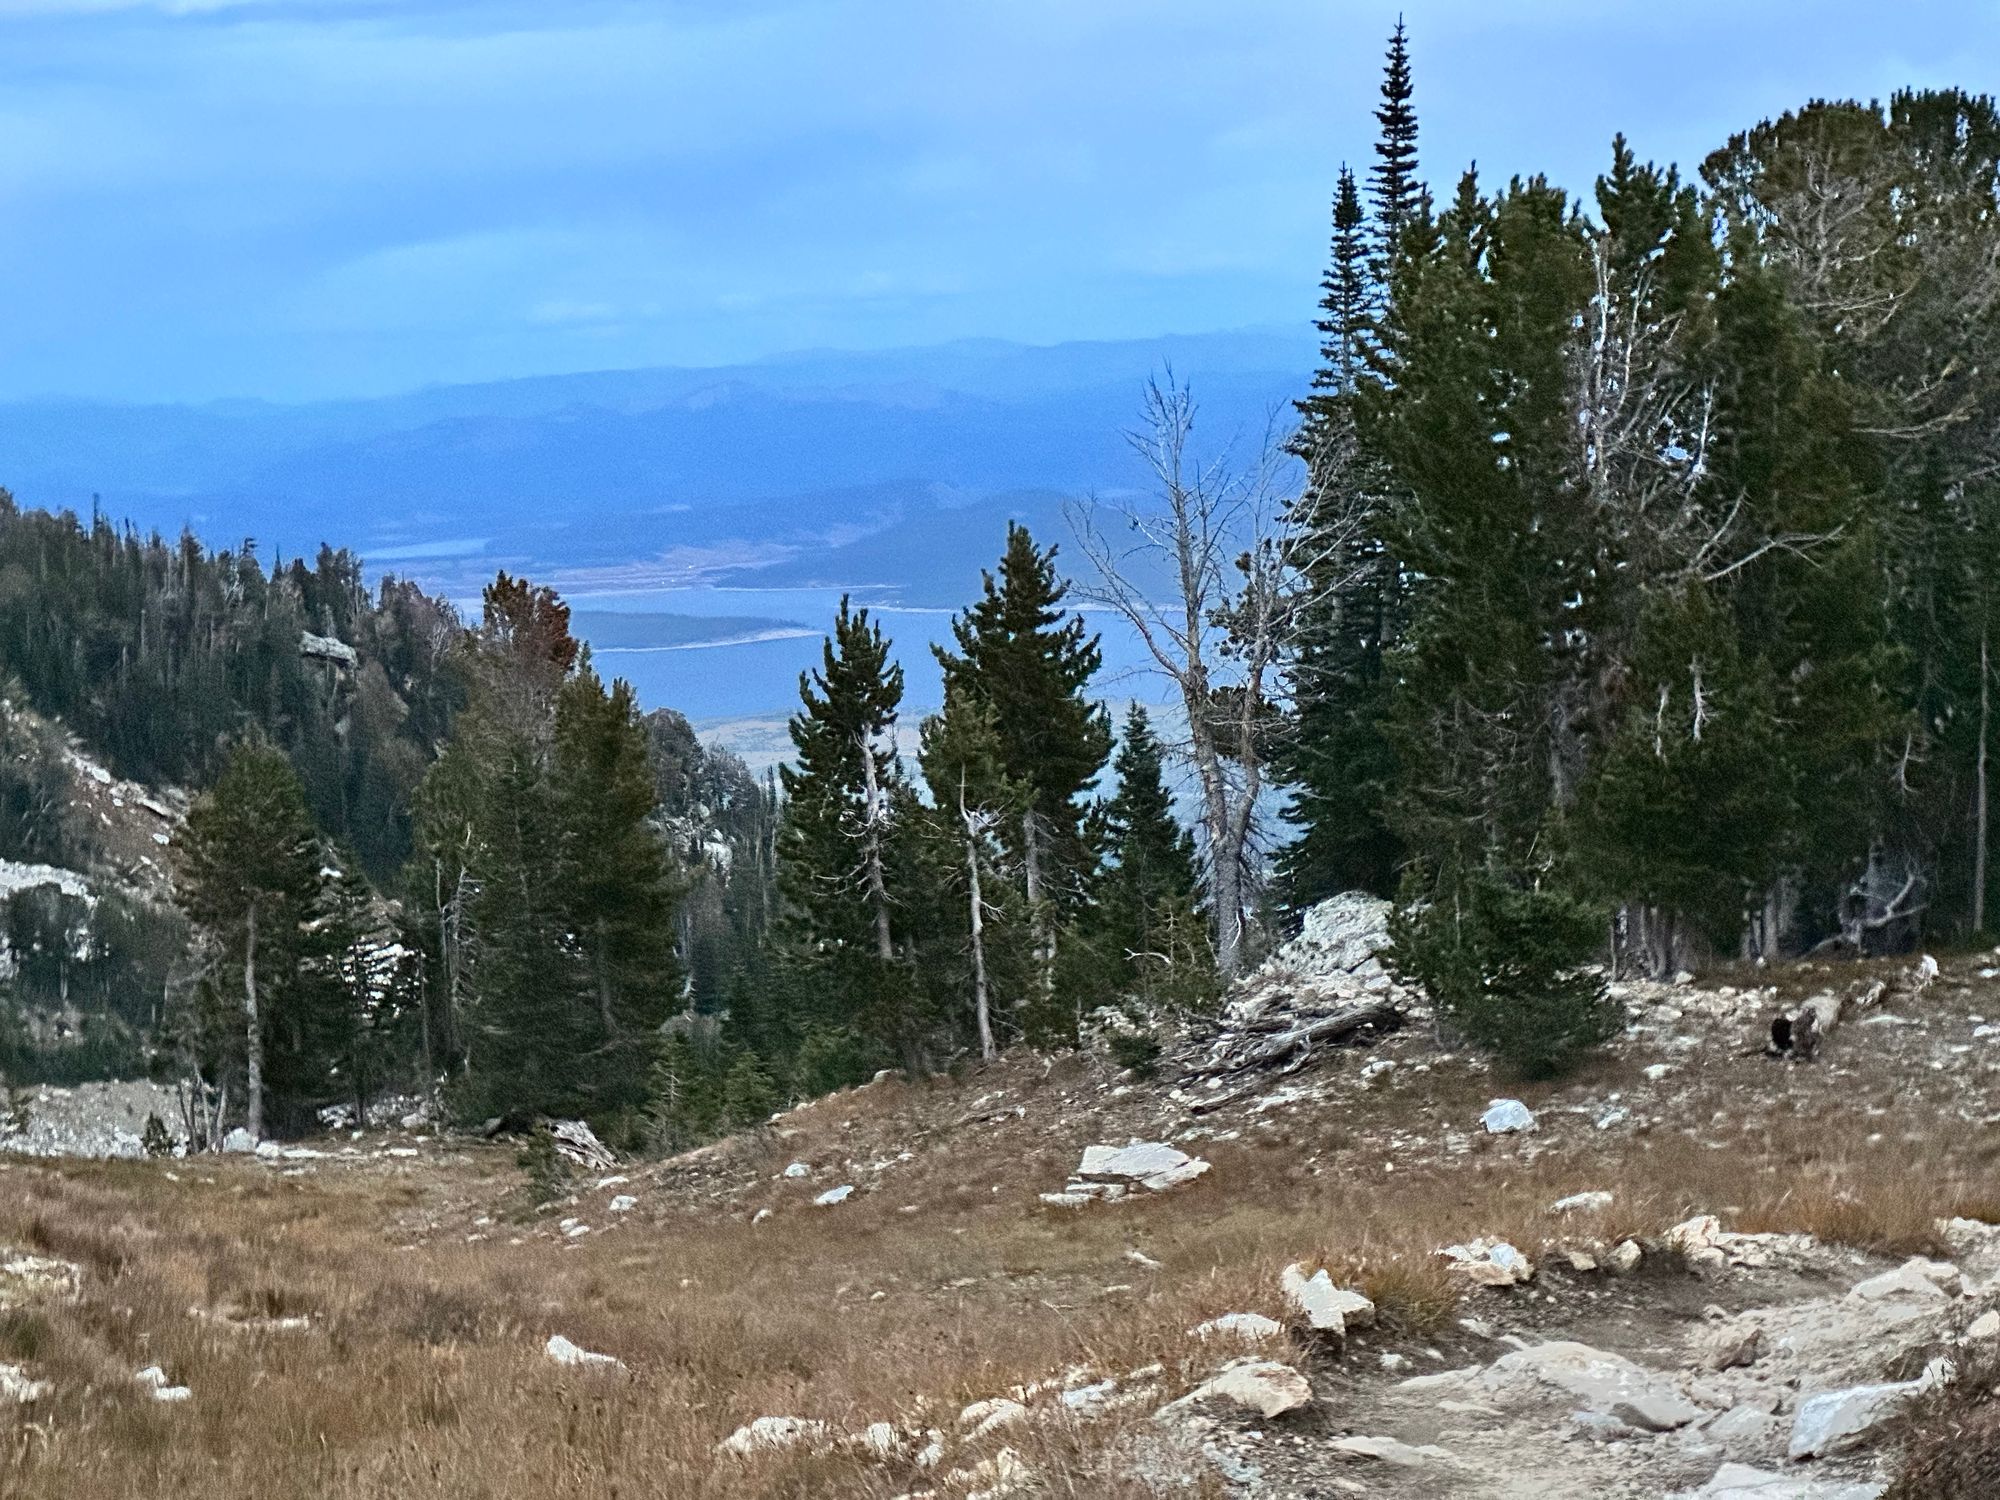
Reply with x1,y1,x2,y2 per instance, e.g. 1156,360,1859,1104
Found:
1328,1434,1454,1467
1550,1190,1614,1214
221,1127,257,1154
607,1195,637,1213
1155,1359,1313,1422
1850,1257,1961,1303
0,1252,81,1308
1607,1239,1644,1274
1280,1262,1374,1334
1076,1141,1210,1192
0,1363,49,1403
718,1415,830,1457
813,1185,854,1207
957,1396,1029,1438
1480,1099,1536,1134
1191,1312,1285,1343
1788,1359,1948,1459
1678,1461,1886,1498
544,1334,625,1372
1485,1341,1705,1432
1439,1239,1535,1287
783,1162,811,1179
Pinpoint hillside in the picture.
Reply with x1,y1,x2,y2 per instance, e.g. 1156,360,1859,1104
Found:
3,915,1996,1498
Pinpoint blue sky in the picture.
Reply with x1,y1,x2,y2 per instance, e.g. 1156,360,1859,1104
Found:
0,0,1993,403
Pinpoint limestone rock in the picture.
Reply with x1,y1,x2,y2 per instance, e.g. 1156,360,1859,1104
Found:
718,1415,831,1457
1439,1239,1535,1287
0,1363,49,1403
1156,1359,1314,1422
1329,1434,1454,1466
1678,1461,1886,1498
1551,1190,1614,1214
958,1397,1029,1438
1850,1257,1961,1303
1697,1321,1764,1372
1485,1340,1705,1432
1281,1262,1375,1335
1191,1312,1285,1343
545,1334,625,1372
1607,1239,1644,1274
1788,1360,1947,1458
1481,1099,1537,1134
813,1184,854,1207
1075,1141,1210,1193
221,1126,256,1153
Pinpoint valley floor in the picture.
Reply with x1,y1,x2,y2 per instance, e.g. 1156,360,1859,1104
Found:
5,954,2000,1497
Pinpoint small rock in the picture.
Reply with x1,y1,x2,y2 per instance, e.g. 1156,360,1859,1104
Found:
958,1396,1030,1438
1550,1190,1614,1214
544,1334,625,1372
1281,1262,1375,1335
1850,1257,1961,1303
1703,1404,1779,1451
221,1127,256,1154
0,1363,49,1403
1192,1312,1285,1343
813,1185,854,1207
1963,1309,2000,1342
608,1195,637,1213
718,1415,830,1457
1480,1099,1536,1135
1682,1460,1885,1498
1607,1239,1643,1274
1328,1434,1453,1466
783,1162,811,1179
1076,1141,1210,1193
1486,1341,1704,1432
1439,1239,1535,1287
1697,1322,1763,1372
1156,1359,1313,1422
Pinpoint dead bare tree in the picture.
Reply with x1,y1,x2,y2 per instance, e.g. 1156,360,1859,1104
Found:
1070,378,1358,981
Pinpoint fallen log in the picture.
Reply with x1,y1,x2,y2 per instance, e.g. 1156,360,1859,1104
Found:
1180,999,1401,1084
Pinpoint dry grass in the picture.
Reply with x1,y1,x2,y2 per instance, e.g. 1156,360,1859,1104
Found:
3,991,1998,1497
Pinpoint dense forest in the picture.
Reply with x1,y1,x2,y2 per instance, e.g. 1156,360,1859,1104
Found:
2,22,1997,1135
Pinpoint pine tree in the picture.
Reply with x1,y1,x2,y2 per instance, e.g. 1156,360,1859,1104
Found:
1097,705,1213,1009
552,664,682,1123
777,597,916,1076
933,524,1110,1005
1368,17,1423,270
178,738,327,1140
918,687,1029,1060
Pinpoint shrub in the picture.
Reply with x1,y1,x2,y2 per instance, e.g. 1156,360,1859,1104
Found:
1387,869,1617,1079
141,1112,173,1158
1107,1032,1163,1080
515,1123,572,1208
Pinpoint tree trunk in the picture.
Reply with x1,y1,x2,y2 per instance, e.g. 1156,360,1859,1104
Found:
857,736,895,963
243,898,264,1142
1020,809,1057,1004
1190,732,1245,981
1977,627,1990,934
963,783,995,1062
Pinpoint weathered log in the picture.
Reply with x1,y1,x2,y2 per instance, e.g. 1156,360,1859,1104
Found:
1180,999,1401,1083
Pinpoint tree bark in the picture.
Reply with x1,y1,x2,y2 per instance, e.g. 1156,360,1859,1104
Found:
963,779,995,1062
857,734,895,963
1978,626,1990,934
243,897,264,1142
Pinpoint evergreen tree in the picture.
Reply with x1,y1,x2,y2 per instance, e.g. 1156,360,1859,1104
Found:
934,524,1110,1010
1097,705,1213,1009
918,687,1030,1060
1368,17,1424,269
777,597,918,1077
178,738,327,1139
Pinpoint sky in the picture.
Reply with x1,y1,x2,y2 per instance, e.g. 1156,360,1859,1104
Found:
0,0,1994,404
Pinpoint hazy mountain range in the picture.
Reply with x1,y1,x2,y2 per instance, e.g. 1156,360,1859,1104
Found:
0,328,1317,728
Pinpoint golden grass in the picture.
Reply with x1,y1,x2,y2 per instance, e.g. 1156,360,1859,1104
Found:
2,999,1997,1498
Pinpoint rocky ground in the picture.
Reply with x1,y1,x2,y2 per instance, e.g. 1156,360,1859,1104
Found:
5,904,2000,1497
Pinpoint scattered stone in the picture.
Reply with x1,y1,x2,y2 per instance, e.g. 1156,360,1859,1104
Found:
1480,1099,1537,1135
1439,1239,1535,1287
1328,1434,1454,1467
1850,1257,1961,1303
1680,1461,1886,1498
1562,1247,1601,1273
958,1396,1029,1438
607,1195,637,1213
1075,1141,1211,1193
1192,1312,1285,1343
1607,1239,1644,1274
783,1162,811,1179
1704,1405,1780,1451
1281,1262,1374,1335
1964,1309,2000,1342
544,1334,625,1372
0,1252,81,1308
548,1119,617,1171
813,1185,854,1207
1550,1190,1614,1214
0,1363,49,1403
221,1127,256,1153
1156,1359,1314,1422
718,1415,831,1457
1788,1361,1947,1459
1697,1322,1764,1372
1485,1340,1705,1432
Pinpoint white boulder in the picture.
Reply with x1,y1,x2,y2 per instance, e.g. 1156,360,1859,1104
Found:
1480,1099,1536,1135
544,1334,625,1372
